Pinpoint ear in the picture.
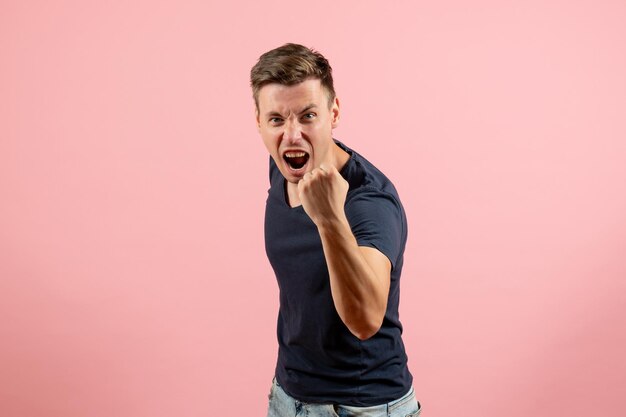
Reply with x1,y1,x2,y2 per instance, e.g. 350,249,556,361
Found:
331,97,340,129
255,108,261,132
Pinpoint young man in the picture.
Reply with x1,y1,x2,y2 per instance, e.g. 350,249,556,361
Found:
251,43,421,417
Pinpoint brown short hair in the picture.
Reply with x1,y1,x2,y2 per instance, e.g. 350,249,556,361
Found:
250,43,336,111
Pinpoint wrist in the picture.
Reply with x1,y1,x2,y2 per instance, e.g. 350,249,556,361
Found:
315,212,351,235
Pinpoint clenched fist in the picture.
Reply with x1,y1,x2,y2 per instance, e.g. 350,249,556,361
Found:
297,163,349,226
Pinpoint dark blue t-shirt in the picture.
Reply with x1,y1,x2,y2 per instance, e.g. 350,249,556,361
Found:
264,140,412,406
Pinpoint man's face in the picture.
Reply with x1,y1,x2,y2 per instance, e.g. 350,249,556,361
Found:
256,78,339,184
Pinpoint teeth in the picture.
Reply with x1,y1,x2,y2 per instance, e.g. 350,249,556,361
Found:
284,151,307,158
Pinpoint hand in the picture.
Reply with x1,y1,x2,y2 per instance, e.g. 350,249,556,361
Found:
297,163,349,226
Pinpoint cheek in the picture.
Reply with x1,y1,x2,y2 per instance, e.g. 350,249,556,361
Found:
311,121,332,138
260,131,276,148
262,137,284,162
262,141,276,156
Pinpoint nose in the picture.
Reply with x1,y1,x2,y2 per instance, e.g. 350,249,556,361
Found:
282,119,302,142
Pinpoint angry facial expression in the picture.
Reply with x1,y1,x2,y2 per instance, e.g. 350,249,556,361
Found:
256,78,340,183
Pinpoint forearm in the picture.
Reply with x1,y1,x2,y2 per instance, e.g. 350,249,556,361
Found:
317,216,389,340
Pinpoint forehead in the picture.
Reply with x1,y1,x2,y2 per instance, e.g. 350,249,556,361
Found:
257,78,327,114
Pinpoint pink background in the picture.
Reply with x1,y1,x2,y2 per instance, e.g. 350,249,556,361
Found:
1,1,625,416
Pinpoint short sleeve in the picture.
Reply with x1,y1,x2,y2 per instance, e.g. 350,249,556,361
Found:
344,188,405,269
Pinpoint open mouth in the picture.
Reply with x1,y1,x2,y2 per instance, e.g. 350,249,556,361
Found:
283,151,310,171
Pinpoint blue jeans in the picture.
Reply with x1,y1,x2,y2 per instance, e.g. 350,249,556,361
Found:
267,378,421,417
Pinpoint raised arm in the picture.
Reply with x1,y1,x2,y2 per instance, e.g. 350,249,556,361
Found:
297,163,391,340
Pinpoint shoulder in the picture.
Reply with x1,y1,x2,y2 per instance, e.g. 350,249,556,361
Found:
267,156,285,205
338,143,405,225
336,141,402,206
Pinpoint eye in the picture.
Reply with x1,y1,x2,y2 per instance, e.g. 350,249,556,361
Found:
269,117,283,125
302,113,316,121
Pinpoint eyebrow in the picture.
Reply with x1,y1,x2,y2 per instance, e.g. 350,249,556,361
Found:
298,104,317,114
264,104,318,119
